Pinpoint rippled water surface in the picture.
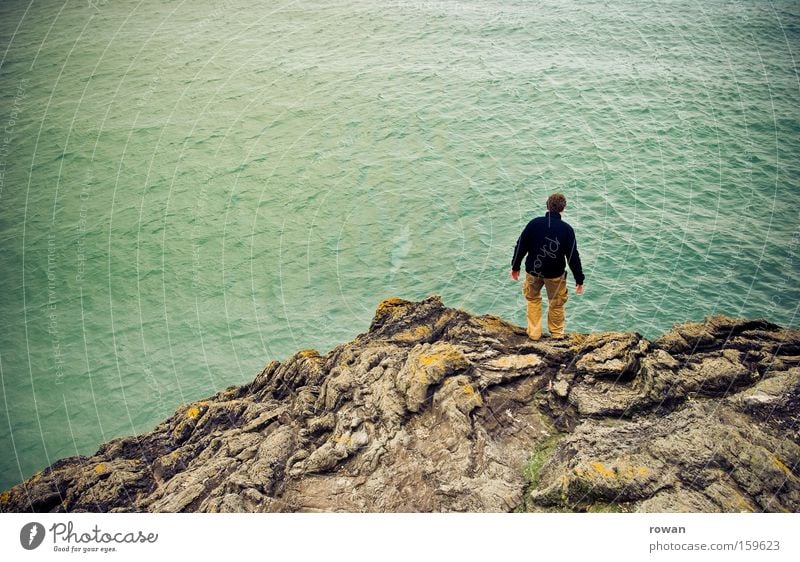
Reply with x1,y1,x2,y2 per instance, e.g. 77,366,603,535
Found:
1,0,798,490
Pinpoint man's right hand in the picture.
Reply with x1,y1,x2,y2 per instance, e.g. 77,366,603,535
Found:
576,284,584,295
510,270,520,281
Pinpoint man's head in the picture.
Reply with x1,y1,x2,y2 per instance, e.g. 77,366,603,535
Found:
546,192,567,214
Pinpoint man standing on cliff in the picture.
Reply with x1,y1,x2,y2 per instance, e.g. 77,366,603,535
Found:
510,192,585,340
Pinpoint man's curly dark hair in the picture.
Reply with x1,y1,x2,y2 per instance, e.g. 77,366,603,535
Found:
546,192,567,214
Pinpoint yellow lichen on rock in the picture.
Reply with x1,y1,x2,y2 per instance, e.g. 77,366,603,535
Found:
732,491,755,512
333,434,353,446
419,354,441,367
559,474,570,506
171,402,208,440
375,297,408,316
591,462,616,478
0,491,10,504
463,384,483,409
94,463,107,474
772,456,798,481
418,347,468,371
574,460,650,481
462,384,482,407
397,342,471,412
434,375,484,415
372,297,414,332
393,324,432,342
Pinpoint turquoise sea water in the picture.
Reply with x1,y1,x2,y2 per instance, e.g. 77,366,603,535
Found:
0,0,798,492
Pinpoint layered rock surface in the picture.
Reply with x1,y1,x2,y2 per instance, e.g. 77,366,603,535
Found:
1,296,798,513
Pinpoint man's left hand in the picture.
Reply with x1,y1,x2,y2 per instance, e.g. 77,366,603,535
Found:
510,270,520,281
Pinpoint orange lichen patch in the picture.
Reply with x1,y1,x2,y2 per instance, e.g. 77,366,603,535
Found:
558,474,570,505
462,383,480,400
94,463,107,475
575,461,650,481
419,354,441,367
772,456,798,480
462,384,482,407
333,434,353,446
416,348,469,384
375,297,408,314
30,471,42,483
617,464,650,479
399,342,470,412
411,347,469,385
298,349,320,359
418,347,467,370
591,462,616,478
394,325,432,342
0,491,10,504
186,406,201,419
443,378,484,412
374,297,413,327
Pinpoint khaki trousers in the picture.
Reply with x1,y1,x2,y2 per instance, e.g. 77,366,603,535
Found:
522,272,568,340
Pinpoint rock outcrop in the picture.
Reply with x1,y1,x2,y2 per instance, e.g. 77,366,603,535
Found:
1,296,798,513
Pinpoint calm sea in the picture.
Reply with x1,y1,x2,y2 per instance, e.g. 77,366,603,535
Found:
1,0,798,491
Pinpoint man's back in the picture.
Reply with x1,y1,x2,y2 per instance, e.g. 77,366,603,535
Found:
512,211,585,284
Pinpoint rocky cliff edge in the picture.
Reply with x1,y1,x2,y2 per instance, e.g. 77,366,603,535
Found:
2,296,798,513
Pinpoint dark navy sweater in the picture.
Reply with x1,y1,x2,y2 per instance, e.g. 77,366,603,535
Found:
511,211,585,284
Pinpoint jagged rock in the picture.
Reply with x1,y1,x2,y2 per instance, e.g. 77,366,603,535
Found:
529,401,800,513
1,296,798,513
396,342,471,412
